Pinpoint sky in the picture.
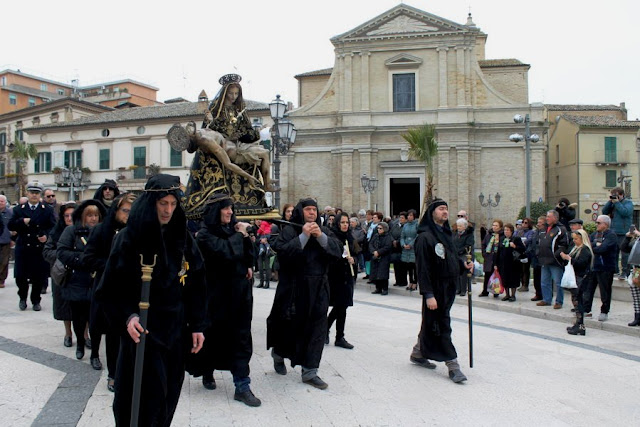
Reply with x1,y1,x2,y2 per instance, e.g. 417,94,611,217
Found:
3,0,639,118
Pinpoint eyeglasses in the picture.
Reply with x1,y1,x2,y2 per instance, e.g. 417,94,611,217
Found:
45,195,56,198
457,215,465,218
595,221,602,224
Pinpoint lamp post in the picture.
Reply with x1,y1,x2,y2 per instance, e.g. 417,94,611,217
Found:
479,192,501,223
269,95,296,210
60,167,83,201
510,114,540,218
360,173,378,210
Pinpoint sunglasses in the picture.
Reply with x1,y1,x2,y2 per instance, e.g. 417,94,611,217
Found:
45,195,56,198
457,215,465,218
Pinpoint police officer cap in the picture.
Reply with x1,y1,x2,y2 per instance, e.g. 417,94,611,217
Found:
568,218,583,225
26,181,43,193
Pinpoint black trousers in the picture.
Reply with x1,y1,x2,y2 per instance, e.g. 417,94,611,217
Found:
258,253,271,285
406,262,416,284
394,260,408,286
533,266,542,298
69,300,90,347
16,277,46,304
327,306,348,339
584,271,614,314
91,331,120,378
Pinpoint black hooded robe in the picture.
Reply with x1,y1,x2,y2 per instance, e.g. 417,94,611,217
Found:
266,201,342,369
415,201,467,362
96,174,207,426
187,196,255,379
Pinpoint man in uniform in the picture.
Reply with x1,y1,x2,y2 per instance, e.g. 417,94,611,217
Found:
96,174,207,425
8,182,56,310
410,198,473,383
267,198,342,389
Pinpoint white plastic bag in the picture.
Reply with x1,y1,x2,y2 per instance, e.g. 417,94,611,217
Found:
560,260,577,289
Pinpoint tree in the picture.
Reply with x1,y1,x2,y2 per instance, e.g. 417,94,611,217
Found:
402,123,438,218
517,201,554,221
10,140,38,197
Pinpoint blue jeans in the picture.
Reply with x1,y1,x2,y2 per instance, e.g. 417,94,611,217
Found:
233,375,251,393
541,264,564,305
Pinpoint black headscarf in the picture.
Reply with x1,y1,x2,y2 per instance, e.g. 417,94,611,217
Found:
95,193,133,246
289,198,322,226
331,212,353,245
202,193,236,237
71,199,107,227
127,174,186,263
418,198,454,247
49,202,77,243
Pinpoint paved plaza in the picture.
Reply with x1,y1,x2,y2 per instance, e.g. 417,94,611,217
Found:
1,271,639,426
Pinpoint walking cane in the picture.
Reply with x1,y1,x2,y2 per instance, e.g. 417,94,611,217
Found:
466,249,474,368
131,254,157,427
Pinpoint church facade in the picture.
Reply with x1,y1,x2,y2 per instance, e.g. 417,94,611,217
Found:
284,4,547,224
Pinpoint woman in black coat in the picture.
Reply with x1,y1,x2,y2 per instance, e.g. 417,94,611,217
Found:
326,213,356,349
56,200,105,363
42,202,76,347
480,219,505,297
189,194,261,407
83,193,136,392
561,229,594,335
496,223,526,302
453,218,475,296
369,221,393,295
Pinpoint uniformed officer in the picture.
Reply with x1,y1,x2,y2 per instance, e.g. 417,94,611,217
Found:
8,181,56,311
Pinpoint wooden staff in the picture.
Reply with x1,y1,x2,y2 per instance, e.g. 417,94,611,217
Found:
466,248,474,368
344,240,355,276
131,254,157,427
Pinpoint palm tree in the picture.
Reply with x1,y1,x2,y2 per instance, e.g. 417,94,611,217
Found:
401,123,438,218
10,140,38,197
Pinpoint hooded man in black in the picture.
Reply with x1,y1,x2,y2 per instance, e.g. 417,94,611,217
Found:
187,193,261,407
92,179,120,208
267,198,342,390
96,174,207,426
410,198,472,383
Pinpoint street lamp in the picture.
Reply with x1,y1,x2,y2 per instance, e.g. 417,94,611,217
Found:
268,94,296,210
479,192,501,223
59,167,84,201
510,114,540,218
360,173,378,210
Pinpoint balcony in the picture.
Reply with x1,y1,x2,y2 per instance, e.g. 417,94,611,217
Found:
116,166,158,181
594,150,630,166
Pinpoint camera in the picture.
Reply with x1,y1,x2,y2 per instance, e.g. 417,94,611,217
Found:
245,225,258,236
557,202,566,209
630,225,636,233
610,195,617,200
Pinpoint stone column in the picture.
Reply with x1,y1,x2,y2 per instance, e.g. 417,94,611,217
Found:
437,47,448,107
344,53,353,112
341,149,354,211
338,54,345,112
455,47,465,106
464,47,471,106
456,148,470,213
360,51,370,111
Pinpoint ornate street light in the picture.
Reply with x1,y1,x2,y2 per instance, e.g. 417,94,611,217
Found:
361,173,378,210
510,114,540,218
479,192,501,223
58,167,84,201
269,95,296,210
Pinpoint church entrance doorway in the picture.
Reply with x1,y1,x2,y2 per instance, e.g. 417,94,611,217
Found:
389,177,420,217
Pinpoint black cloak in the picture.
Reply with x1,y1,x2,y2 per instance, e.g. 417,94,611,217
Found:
415,199,466,362
327,212,355,307
187,194,255,378
92,179,120,205
96,174,207,427
266,198,342,368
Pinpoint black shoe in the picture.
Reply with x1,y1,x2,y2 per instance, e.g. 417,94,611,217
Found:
32,303,41,311
64,336,72,348
628,314,640,327
531,296,543,301
263,283,270,289
202,374,216,390
335,337,354,349
501,295,510,301
303,376,328,390
325,334,330,345
371,290,382,294
234,389,262,407
567,324,586,336
90,357,103,370
381,290,388,295
274,361,287,375
19,300,27,311
460,292,467,297
76,346,85,360
478,292,489,297
449,369,468,383
107,378,115,393
41,288,47,294
257,283,264,288
363,275,369,279
85,338,92,350
508,296,516,302
410,356,436,369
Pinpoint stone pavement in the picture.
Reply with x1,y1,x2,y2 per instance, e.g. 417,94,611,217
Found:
1,270,639,426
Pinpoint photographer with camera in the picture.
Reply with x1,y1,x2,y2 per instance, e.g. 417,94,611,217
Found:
602,187,634,280
555,198,576,230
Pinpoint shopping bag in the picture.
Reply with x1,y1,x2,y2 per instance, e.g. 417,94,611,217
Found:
560,260,577,289
488,270,504,295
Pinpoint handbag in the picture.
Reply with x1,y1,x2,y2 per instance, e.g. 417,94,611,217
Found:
560,260,577,289
631,267,640,287
51,259,70,286
488,270,504,295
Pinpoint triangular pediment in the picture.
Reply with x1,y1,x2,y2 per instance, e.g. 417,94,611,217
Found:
385,53,423,68
331,4,479,43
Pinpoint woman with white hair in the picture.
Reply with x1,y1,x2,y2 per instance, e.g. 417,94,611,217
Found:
453,217,474,296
